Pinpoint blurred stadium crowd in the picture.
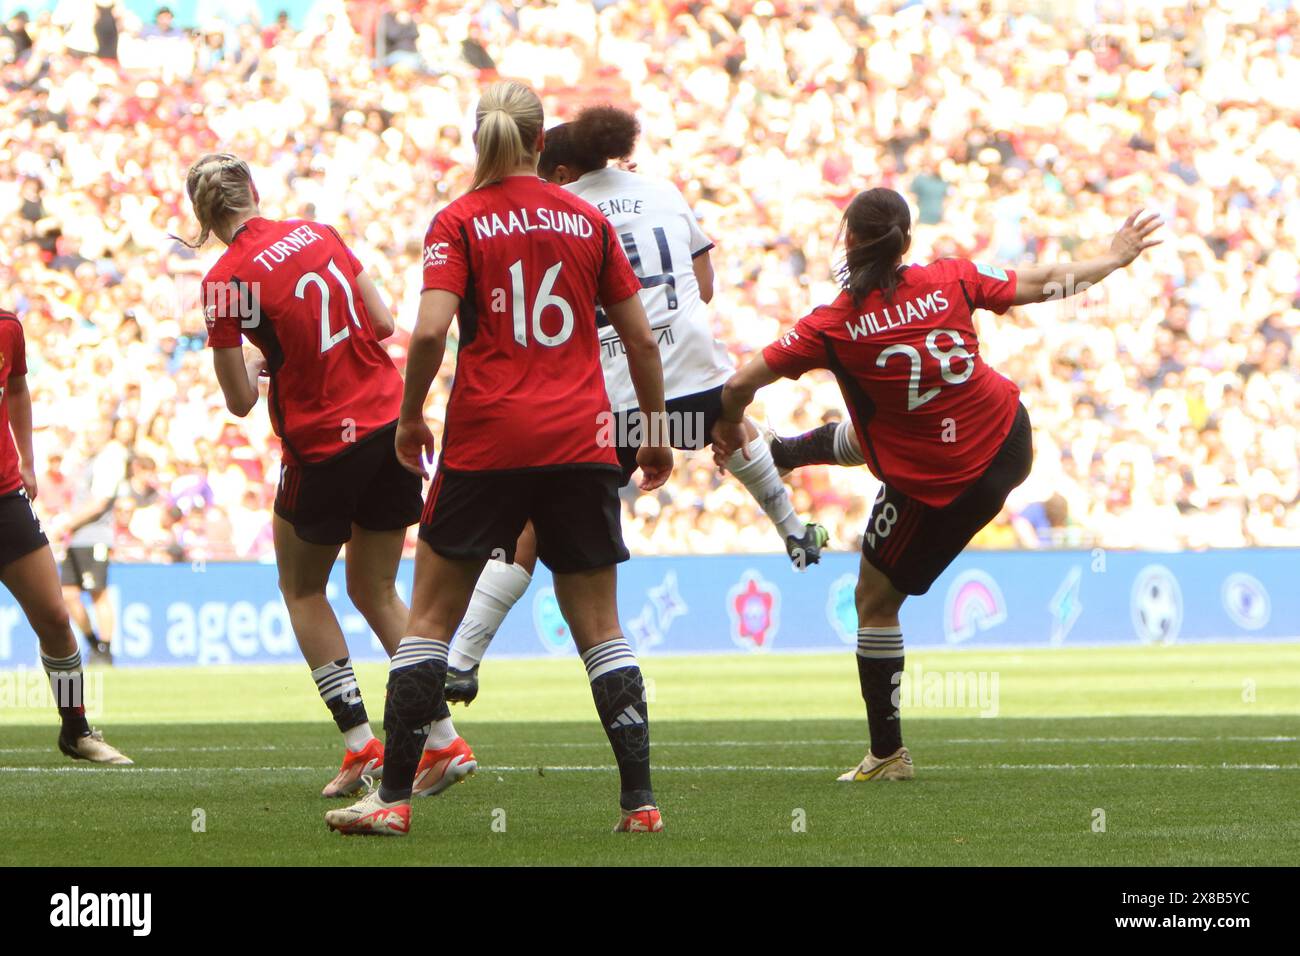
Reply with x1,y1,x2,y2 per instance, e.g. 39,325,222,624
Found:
2,0,1297,562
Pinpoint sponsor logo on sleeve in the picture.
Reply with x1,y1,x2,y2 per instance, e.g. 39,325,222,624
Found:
423,242,449,268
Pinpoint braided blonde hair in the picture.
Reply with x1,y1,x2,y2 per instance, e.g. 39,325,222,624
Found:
177,153,258,247
470,81,544,192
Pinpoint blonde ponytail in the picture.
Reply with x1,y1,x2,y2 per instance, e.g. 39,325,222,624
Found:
176,153,258,248
470,81,544,192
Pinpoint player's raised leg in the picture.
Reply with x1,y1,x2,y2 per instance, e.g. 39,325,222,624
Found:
0,542,131,764
769,418,865,472
724,417,828,568
274,516,384,797
554,563,661,832
444,521,537,704
326,541,479,834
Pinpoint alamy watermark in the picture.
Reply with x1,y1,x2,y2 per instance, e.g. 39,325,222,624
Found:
1,667,105,717
595,410,705,449
892,663,1000,717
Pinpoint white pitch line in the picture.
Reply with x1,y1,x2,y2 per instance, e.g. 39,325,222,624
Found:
0,734,1296,757
1,763,1297,774
939,736,1299,745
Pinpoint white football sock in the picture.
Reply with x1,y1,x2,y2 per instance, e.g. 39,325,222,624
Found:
833,421,866,466
447,561,533,671
342,722,376,752
726,429,805,540
424,716,459,751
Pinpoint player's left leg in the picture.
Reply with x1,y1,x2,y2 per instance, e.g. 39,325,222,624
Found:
533,468,661,832
61,559,101,660
344,525,408,658
1,544,131,764
274,516,384,797
553,564,661,832
838,552,913,782
444,521,537,703
86,578,114,663
327,541,483,835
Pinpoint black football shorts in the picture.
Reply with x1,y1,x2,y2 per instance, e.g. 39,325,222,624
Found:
61,544,111,591
613,385,726,486
275,423,423,546
862,402,1033,595
0,489,49,571
419,465,629,574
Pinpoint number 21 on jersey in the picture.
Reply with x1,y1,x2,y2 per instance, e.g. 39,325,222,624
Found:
295,258,363,354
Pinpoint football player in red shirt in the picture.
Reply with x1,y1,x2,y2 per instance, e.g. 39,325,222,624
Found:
713,188,1162,782
185,153,437,798
0,308,131,764
326,81,673,837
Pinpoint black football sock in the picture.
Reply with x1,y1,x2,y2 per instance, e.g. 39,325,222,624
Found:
42,650,91,738
310,657,370,738
582,638,653,810
856,627,904,757
772,423,839,470
377,638,449,803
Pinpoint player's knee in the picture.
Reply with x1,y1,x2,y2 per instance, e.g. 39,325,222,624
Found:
855,579,903,623
345,576,396,619
32,602,73,643
277,575,322,605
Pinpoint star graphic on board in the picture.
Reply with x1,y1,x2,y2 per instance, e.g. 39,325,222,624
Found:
625,606,662,655
647,571,687,633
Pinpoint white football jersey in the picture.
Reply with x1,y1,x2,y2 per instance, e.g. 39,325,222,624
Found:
566,167,734,411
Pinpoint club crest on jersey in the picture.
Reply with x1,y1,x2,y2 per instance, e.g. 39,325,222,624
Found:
423,242,449,268
944,569,1007,644
826,573,859,645
532,587,571,655
727,570,780,652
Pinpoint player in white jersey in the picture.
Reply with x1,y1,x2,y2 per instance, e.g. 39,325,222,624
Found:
440,105,825,712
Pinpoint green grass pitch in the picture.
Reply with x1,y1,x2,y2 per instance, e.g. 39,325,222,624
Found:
2,643,1298,866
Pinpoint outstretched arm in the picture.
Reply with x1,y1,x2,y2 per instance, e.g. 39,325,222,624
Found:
712,355,782,466
1012,210,1163,306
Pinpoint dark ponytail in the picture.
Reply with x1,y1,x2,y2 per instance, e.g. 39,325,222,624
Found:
837,188,912,303
538,104,639,178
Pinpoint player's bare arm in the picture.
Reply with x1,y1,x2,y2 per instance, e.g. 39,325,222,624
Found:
1012,210,1163,306
212,345,262,417
693,249,715,304
713,356,781,468
604,292,673,490
395,288,458,478
356,271,396,340
5,372,37,499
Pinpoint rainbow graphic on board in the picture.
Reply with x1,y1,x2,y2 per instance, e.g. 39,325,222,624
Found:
943,570,1008,644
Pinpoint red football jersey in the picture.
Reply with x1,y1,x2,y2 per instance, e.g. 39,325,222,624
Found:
203,218,403,466
421,175,642,471
763,259,1021,507
0,309,27,496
